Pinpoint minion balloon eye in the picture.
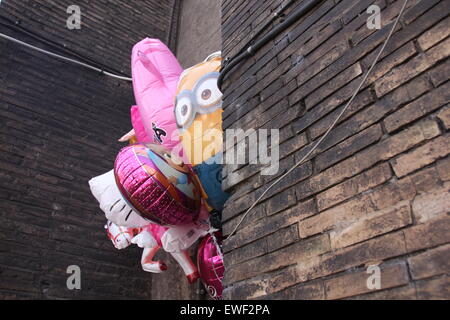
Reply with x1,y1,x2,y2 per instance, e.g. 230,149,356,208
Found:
175,93,194,129
194,73,222,110
175,72,222,131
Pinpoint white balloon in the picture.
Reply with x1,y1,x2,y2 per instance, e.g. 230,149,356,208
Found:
161,203,211,252
162,224,208,253
105,221,134,250
89,170,149,228
131,230,158,249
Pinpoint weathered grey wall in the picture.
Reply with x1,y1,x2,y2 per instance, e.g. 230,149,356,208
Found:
176,0,222,68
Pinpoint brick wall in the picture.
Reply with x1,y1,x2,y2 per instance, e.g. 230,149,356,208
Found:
0,0,181,299
221,0,450,299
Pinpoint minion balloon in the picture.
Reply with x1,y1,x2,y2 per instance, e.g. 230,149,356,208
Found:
174,53,229,212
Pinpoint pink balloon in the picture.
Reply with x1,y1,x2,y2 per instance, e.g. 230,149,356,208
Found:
144,223,168,246
114,144,201,226
131,38,183,154
197,233,224,300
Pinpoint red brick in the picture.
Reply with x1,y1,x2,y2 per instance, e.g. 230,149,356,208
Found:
222,203,266,236
225,234,330,284
324,262,409,300
391,135,449,177
268,281,325,300
225,237,267,268
265,187,297,216
404,217,450,252
437,157,450,181
224,266,312,300
299,179,415,238
417,16,450,51
416,276,450,299
316,163,393,211
408,244,450,280
296,119,439,201
309,72,430,141
296,232,407,282
412,183,450,223
375,36,450,97
429,58,450,87
409,166,443,194
223,267,299,300
384,82,450,133
305,63,363,109
308,89,374,140
330,202,412,249
348,285,417,300
267,224,300,252
314,124,383,172
223,199,317,253
438,106,450,130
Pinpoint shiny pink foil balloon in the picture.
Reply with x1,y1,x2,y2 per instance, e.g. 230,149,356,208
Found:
131,38,183,154
144,223,168,246
114,144,201,226
197,233,224,300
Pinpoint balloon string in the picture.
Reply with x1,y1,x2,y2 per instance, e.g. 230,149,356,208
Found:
224,0,410,242
209,230,225,283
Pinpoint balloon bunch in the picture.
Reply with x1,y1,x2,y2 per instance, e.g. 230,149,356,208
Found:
89,38,228,299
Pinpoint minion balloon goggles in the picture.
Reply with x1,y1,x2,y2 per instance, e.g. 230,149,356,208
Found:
175,71,222,132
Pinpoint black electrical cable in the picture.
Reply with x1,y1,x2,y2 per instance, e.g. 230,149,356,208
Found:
236,0,297,54
220,0,297,71
0,15,130,77
1,32,133,81
218,0,323,91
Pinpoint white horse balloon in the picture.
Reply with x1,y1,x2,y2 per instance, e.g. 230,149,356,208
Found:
105,220,203,283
